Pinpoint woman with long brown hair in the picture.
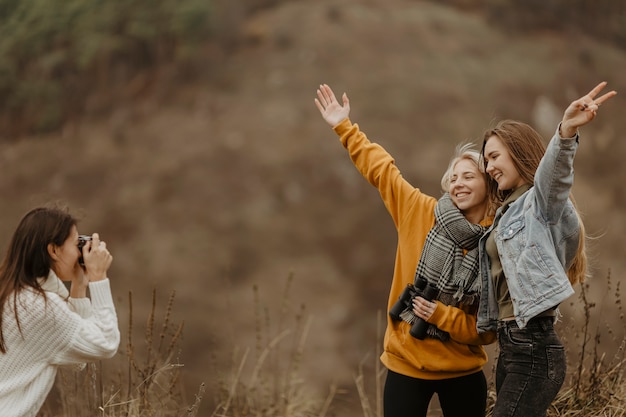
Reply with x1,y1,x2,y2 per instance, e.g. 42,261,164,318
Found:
477,82,616,417
0,205,120,416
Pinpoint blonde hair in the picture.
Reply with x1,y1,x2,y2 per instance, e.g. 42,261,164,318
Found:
440,142,495,218
440,142,483,191
481,119,587,285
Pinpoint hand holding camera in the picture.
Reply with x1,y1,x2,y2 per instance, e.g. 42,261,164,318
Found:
77,233,112,282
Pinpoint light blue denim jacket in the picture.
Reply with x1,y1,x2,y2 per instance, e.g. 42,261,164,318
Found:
477,126,580,332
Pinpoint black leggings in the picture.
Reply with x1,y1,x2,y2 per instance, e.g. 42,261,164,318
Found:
384,369,487,417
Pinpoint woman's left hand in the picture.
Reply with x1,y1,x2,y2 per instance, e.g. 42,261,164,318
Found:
83,233,112,282
560,81,617,138
412,296,437,321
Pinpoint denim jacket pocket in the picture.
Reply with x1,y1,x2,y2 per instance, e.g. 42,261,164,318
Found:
499,218,525,256
500,218,524,240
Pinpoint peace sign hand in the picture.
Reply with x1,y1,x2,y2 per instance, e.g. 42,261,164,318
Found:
560,81,617,138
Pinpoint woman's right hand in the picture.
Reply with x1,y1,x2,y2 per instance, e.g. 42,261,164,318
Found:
83,233,113,282
560,81,616,138
315,84,351,127
412,296,437,321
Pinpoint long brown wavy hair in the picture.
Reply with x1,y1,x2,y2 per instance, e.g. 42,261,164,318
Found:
480,120,588,285
0,206,77,353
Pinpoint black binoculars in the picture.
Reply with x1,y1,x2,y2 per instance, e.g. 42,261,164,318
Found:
389,276,439,340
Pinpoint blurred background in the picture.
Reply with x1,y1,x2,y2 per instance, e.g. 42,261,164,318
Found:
0,0,624,415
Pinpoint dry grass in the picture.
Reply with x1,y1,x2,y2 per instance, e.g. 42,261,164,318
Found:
38,272,625,417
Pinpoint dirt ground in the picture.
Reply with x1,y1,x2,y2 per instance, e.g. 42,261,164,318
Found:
1,0,625,415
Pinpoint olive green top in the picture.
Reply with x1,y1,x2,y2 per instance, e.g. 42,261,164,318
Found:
486,185,531,320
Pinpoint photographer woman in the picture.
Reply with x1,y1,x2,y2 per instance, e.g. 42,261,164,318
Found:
315,84,496,417
0,205,120,416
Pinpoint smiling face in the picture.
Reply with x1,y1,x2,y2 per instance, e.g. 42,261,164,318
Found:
448,158,488,224
483,135,527,192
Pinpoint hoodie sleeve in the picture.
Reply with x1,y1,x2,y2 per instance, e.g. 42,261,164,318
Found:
333,118,436,229
429,302,496,345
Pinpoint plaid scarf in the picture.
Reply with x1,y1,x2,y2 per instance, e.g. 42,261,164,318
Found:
400,192,486,340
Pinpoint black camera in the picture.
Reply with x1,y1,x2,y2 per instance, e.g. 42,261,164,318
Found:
77,235,92,266
389,276,439,340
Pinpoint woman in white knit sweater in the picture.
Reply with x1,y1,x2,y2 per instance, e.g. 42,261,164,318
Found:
0,206,120,417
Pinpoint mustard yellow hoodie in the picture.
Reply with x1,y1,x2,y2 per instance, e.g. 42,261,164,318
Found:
334,119,495,380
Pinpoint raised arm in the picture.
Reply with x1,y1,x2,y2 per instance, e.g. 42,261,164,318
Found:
313,83,436,228
534,82,617,220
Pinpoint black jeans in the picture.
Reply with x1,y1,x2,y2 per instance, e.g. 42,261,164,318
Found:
492,317,566,417
384,369,487,417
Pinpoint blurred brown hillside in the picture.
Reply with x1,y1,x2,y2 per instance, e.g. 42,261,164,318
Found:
1,0,625,415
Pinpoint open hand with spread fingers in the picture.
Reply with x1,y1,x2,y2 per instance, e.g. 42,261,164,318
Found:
314,83,351,127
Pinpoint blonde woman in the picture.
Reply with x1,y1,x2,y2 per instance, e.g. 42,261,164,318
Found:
315,84,495,417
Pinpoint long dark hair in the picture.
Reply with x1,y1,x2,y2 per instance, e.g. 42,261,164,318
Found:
0,206,77,353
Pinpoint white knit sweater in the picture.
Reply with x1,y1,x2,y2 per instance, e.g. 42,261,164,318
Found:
0,270,120,417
